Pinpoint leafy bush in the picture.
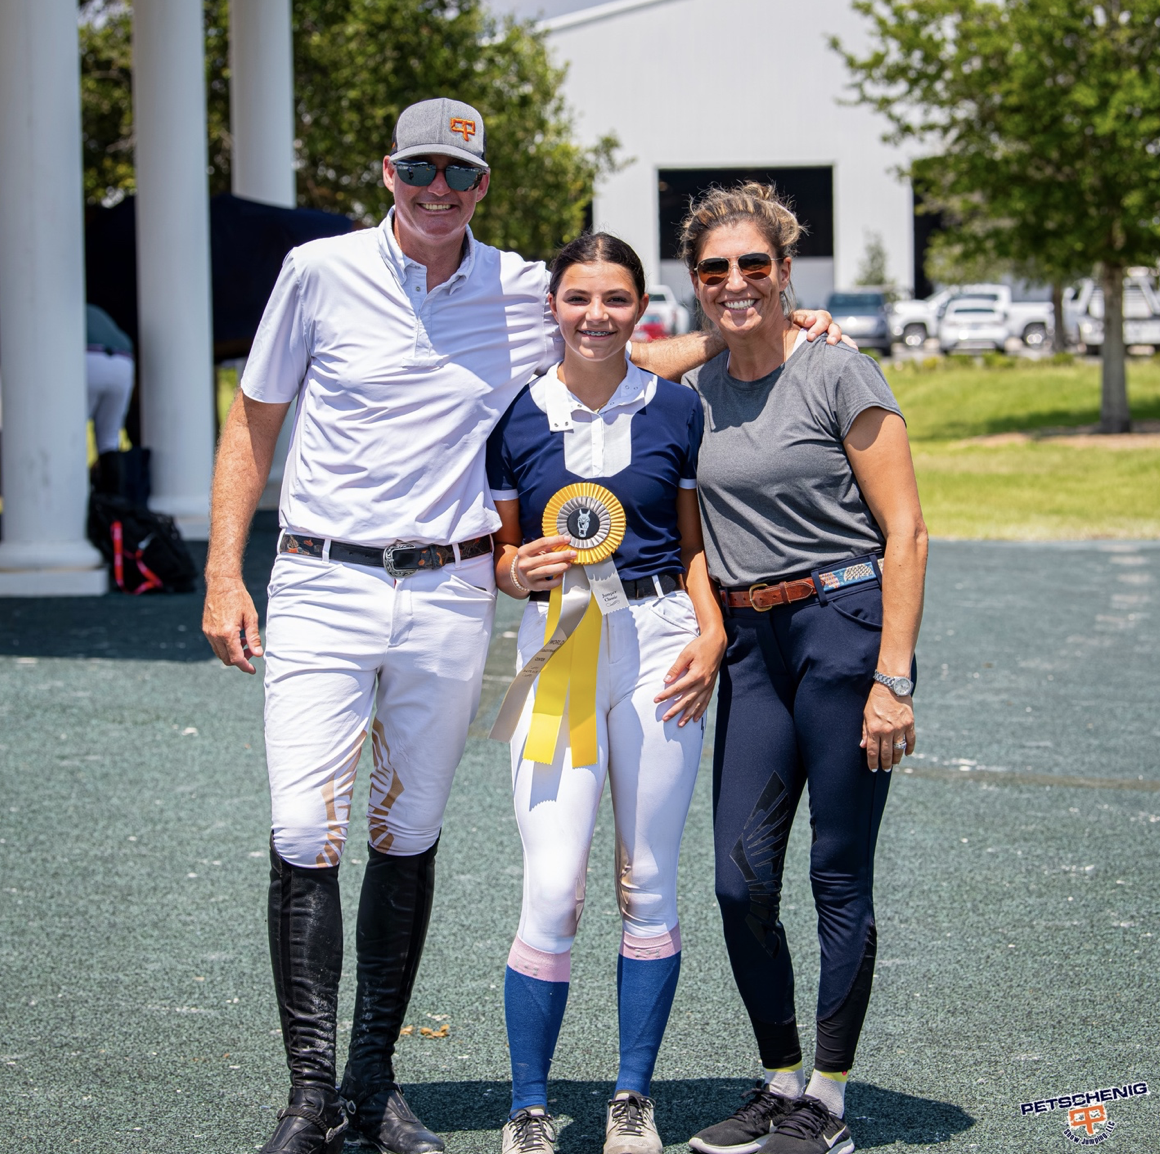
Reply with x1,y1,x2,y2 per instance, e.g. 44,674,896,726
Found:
982,351,1015,370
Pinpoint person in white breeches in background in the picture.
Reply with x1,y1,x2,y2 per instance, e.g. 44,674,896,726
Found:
488,234,727,1154
85,304,135,494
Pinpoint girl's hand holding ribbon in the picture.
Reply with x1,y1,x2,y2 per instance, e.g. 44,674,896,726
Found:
514,535,577,591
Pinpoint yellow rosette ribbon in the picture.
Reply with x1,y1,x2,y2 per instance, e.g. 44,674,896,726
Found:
490,482,628,766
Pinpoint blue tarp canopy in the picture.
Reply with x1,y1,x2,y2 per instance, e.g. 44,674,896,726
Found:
85,192,355,360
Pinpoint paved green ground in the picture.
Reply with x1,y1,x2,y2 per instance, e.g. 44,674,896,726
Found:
1,525,1157,1152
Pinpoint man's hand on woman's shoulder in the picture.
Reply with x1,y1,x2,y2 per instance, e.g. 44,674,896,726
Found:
790,308,858,349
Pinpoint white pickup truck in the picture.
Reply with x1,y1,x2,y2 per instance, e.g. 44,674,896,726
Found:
889,289,955,348
1065,274,1160,353
890,283,1053,349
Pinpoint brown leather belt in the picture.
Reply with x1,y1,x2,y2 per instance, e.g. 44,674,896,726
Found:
719,578,817,612
279,531,491,578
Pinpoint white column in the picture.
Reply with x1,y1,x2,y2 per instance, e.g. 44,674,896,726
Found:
0,0,106,595
229,0,297,208
229,0,296,503
133,0,216,539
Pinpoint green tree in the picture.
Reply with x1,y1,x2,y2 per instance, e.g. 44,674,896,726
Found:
855,230,891,287
922,230,1011,290
79,0,616,260
79,1,136,207
832,0,1160,431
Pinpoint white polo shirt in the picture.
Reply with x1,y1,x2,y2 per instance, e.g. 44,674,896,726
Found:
241,210,561,546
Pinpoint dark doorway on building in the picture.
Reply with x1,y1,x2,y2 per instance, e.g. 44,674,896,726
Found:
912,192,945,299
657,167,834,260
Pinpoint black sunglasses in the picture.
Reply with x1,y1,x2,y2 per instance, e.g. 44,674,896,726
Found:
392,159,485,192
695,252,775,286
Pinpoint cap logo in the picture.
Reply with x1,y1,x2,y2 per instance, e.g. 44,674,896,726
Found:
450,117,476,143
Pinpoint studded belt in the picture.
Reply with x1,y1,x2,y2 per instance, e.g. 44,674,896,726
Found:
279,532,492,579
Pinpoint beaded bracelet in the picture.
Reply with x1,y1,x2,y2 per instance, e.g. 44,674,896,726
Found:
509,554,530,594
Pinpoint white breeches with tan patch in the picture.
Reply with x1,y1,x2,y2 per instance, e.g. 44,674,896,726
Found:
263,549,496,867
510,591,704,953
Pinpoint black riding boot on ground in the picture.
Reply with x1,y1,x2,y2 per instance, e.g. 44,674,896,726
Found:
262,841,349,1154
341,840,444,1154
93,450,123,497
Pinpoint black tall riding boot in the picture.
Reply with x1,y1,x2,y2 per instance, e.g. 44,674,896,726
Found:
94,450,123,497
341,840,444,1154
262,840,349,1154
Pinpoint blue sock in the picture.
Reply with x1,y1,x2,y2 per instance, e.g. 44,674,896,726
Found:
615,928,682,1097
505,940,571,1114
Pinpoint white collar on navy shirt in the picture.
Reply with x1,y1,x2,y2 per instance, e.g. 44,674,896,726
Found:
375,207,477,289
539,359,658,432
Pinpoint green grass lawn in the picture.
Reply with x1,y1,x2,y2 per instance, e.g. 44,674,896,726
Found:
886,357,1160,538
212,357,1158,540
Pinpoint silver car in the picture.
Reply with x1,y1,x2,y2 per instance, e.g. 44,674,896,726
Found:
938,298,1009,353
825,291,891,353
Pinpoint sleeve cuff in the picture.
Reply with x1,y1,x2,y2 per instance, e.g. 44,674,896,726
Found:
491,488,519,502
839,399,905,440
678,478,698,490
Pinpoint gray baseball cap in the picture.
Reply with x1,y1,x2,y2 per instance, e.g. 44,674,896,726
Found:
391,98,488,170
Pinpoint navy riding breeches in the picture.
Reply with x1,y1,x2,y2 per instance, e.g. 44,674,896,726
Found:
712,576,913,1073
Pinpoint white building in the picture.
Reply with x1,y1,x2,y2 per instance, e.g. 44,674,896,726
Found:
526,0,919,307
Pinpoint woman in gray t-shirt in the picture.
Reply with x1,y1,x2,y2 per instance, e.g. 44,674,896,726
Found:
679,183,928,1154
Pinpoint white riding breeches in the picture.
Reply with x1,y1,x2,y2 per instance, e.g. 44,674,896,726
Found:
510,590,704,953
85,350,134,454
263,548,496,867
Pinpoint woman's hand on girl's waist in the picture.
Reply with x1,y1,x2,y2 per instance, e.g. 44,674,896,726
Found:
654,626,727,727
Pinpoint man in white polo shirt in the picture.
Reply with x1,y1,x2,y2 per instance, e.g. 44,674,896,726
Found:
203,98,843,1154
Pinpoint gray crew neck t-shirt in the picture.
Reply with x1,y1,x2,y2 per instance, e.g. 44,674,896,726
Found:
684,336,903,586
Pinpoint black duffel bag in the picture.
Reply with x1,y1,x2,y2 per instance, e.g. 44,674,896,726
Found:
87,494,197,594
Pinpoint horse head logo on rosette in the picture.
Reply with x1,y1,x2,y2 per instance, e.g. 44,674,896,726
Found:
490,482,629,767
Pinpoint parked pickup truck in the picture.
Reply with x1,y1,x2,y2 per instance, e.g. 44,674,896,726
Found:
1065,274,1160,353
889,289,955,348
890,283,1053,349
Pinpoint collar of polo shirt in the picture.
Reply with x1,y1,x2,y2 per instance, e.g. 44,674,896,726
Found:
542,359,656,429
377,208,477,288
531,361,660,482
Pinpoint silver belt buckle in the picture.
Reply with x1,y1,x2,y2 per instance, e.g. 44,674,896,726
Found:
382,541,423,579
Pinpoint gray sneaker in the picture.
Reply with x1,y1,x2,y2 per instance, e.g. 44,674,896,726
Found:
605,1093,662,1154
502,1110,559,1154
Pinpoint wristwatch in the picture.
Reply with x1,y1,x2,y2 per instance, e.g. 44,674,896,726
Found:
873,670,914,697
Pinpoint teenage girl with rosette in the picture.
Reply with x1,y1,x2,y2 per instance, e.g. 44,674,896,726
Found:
680,185,928,1154
486,234,726,1154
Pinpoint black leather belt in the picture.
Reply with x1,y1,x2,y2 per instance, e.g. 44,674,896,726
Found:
529,571,685,602
279,532,492,579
